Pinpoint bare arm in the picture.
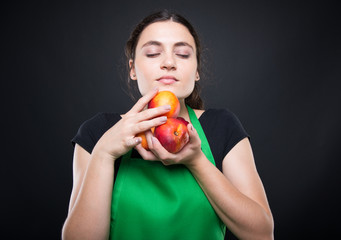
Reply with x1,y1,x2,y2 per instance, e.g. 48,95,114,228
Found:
62,145,115,240
138,124,274,240
62,89,171,239
187,138,274,240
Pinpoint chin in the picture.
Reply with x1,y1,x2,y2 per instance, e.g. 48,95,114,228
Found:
160,87,182,97
152,84,192,100
158,85,176,92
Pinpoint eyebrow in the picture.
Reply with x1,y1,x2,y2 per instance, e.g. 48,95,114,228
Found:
141,40,194,50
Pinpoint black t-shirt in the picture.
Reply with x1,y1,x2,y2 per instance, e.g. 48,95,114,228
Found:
71,108,249,174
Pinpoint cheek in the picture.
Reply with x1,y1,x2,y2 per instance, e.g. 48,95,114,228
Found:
134,61,156,95
135,60,156,77
180,61,198,79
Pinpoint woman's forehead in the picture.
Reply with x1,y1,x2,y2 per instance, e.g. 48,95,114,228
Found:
137,21,196,50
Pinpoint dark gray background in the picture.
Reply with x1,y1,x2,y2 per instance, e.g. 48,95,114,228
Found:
3,0,340,239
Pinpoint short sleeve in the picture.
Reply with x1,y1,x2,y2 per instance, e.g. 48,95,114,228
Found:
199,108,249,172
221,110,250,158
71,112,121,154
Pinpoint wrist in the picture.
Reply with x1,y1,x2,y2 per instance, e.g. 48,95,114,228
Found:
91,147,118,165
184,150,207,171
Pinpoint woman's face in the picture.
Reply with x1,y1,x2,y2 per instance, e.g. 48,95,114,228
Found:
130,21,199,100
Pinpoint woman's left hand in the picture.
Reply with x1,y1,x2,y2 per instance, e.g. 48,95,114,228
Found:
135,123,203,167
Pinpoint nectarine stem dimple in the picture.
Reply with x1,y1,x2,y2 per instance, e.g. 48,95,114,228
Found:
174,131,179,136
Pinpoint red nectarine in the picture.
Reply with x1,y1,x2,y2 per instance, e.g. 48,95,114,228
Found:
148,91,180,118
154,117,189,153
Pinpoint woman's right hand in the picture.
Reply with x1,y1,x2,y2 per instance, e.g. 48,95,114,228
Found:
92,88,170,162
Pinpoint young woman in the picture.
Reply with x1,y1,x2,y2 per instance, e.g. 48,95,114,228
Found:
62,10,274,240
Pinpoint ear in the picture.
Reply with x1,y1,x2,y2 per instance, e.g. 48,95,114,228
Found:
195,71,200,81
129,59,137,80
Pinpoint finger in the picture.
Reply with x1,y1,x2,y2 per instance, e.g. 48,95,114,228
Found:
161,160,171,166
135,144,158,161
136,105,171,122
126,137,142,148
150,137,175,161
145,130,154,150
175,124,202,161
128,88,159,114
132,116,167,135
187,124,201,145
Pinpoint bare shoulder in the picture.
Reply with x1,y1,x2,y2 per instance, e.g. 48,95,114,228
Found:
193,109,205,119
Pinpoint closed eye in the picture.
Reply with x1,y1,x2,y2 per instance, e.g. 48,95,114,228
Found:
177,54,190,59
146,53,160,57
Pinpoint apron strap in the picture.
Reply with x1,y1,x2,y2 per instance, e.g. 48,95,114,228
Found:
186,105,216,166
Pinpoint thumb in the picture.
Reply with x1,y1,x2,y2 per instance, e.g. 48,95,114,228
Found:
187,124,200,143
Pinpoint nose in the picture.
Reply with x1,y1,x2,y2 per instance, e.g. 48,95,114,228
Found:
161,53,176,70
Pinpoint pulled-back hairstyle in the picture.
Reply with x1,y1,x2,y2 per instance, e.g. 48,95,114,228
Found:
125,9,204,109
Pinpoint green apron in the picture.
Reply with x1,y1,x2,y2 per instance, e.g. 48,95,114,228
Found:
110,105,226,239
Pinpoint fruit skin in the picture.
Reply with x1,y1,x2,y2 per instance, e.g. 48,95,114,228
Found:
137,128,155,150
154,117,189,153
136,132,149,150
148,91,180,118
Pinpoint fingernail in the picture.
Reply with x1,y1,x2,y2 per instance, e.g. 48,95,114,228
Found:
160,116,167,122
152,137,157,144
163,105,171,110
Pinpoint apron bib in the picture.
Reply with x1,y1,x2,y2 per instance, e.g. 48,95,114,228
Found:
110,105,226,240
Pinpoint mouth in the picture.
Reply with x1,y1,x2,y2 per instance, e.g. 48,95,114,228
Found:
157,76,178,85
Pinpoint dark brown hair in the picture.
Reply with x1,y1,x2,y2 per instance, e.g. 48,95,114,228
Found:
125,9,204,109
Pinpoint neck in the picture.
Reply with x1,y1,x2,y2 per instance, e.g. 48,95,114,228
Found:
178,100,190,122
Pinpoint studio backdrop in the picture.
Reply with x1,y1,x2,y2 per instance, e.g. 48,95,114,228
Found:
3,0,340,239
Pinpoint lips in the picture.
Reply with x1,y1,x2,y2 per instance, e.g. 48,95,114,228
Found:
157,76,178,85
